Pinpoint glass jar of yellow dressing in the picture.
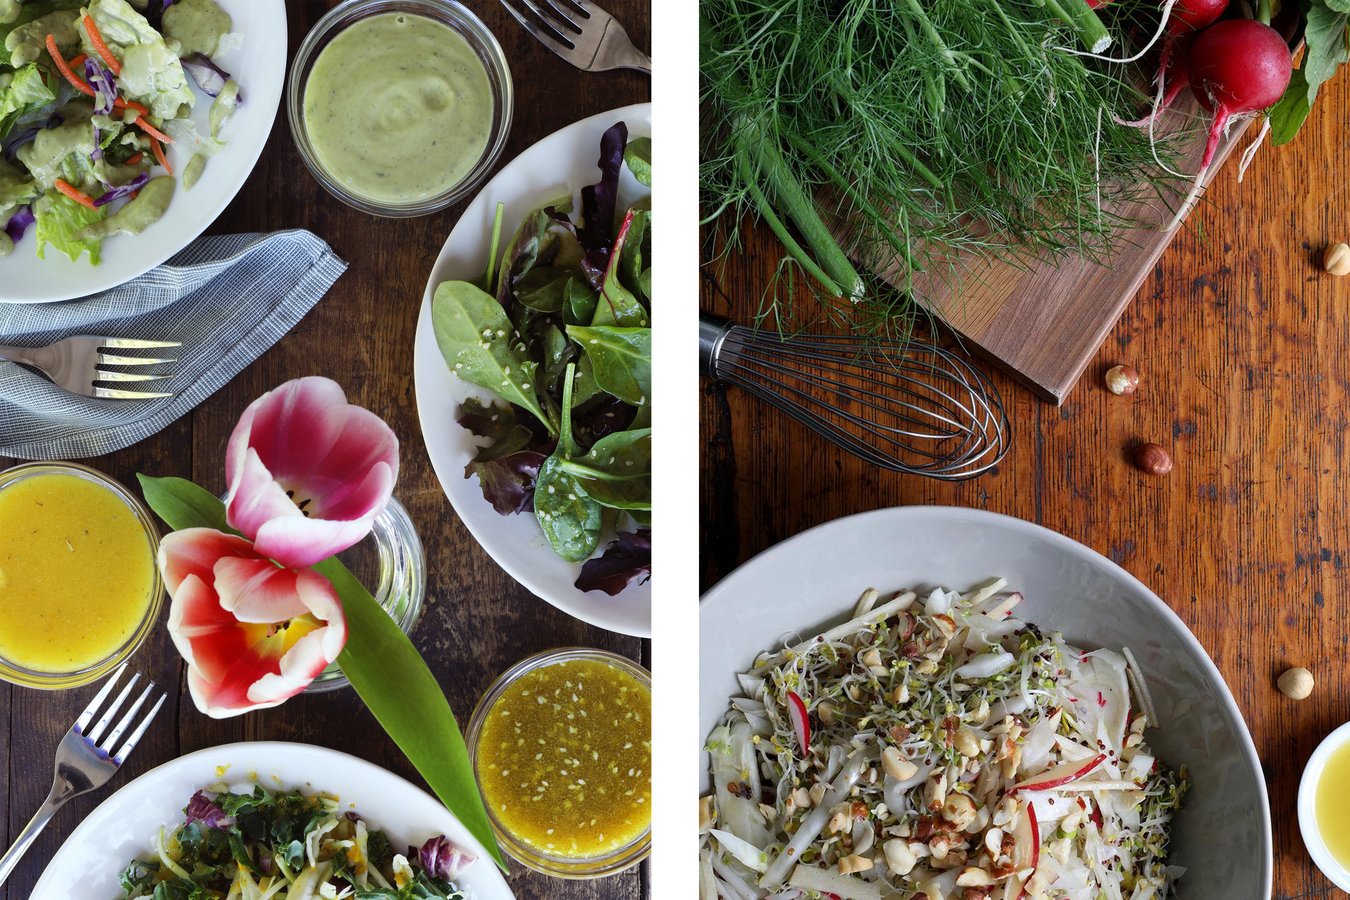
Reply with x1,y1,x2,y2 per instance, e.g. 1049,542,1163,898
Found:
1300,720,1350,889
0,462,162,689
468,648,651,878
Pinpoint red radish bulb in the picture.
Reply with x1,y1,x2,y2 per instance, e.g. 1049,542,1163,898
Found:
1167,0,1228,35
1188,19,1293,168
786,690,810,752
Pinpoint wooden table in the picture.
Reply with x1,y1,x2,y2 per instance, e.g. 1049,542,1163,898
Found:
701,69,1350,900
0,3,650,897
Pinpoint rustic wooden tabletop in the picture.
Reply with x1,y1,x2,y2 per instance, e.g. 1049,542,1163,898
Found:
0,2,651,898
700,68,1350,900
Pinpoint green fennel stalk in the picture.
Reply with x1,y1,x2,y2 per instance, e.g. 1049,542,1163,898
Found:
701,0,1187,332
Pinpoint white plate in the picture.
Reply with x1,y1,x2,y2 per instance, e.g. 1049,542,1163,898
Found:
414,103,652,639
32,741,514,899
699,506,1272,899
0,0,286,303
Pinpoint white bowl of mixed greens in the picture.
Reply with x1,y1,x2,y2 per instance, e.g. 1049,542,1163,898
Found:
0,0,285,303
413,103,652,639
31,741,515,899
699,507,1271,899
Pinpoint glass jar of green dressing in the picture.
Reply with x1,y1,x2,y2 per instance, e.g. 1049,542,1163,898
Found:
288,0,514,216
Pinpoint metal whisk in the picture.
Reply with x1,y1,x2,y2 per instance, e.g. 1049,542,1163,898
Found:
700,314,1011,480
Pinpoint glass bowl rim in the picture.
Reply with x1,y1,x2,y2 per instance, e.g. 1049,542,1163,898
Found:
285,0,515,218
467,646,652,878
0,461,163,690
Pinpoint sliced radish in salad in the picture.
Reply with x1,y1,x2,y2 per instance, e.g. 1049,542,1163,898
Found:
1014,753,1107,791
786,690,810,752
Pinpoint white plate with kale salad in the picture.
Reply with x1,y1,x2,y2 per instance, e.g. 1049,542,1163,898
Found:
31,741,514,900
413,103,652,638
699,507,1271,900
0,0,284,303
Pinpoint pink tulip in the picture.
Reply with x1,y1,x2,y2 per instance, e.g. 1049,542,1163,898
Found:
225,377,399,569
161,528,347,718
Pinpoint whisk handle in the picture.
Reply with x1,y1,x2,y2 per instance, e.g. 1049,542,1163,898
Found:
699,314,735,380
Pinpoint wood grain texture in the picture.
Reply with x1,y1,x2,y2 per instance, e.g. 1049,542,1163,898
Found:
701,67,1350,900
880,99,1251,405
0,2,650,897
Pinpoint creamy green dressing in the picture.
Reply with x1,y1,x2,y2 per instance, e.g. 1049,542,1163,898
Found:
162,0,231,57
302,12,493,205
76,175,174,240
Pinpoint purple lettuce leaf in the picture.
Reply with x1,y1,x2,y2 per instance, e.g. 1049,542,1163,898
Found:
418,834,476,882
184,790,235,830
458,398,555,516
5,206,34,244
575,529,651,595
95,172,150,207
577,121,628,288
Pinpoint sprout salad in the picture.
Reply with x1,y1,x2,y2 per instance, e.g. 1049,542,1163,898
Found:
116,785,475,899
700,580,1188,900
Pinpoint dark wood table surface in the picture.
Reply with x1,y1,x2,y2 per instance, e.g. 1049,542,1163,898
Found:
701,70,1350,900
0,2,651,898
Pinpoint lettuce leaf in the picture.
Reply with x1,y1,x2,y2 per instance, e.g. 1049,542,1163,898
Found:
86,0,194,120
0,63,55,138
34,190,103,262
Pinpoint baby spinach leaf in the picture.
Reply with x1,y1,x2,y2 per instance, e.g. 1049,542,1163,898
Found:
592,210,649,327
533,364,604,561
638,267,652,302
431,281,554,434
620,209,651,305
513,267,572,313
624,136,652,187
534,458,605,561
562,428,649,510
564,276,599,325
1271,3,1349,144
575,528,651,595
566,325,652,405
494,197,579,308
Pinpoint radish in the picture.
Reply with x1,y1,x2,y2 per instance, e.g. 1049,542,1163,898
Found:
786,690,811,752
1188,18,1293,169
1167,0,1227,34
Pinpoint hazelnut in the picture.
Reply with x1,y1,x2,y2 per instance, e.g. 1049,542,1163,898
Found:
1278,666,1314,700
1105,364,1139,395
1324,243,1350,277
1131,442,1173,475
882,746,919,781
838,854,874,875
698,795,716,833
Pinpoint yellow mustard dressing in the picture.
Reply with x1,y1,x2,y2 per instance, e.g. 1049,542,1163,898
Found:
0,473,155,672
477,658,651,858
302,12,493,204
1317,739,1350,869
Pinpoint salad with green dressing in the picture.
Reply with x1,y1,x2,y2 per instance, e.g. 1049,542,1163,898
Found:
0,0,242,264
116,785,475,899
431,122,653,597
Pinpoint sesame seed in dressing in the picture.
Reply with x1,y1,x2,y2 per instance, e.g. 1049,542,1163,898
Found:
476,657,651,858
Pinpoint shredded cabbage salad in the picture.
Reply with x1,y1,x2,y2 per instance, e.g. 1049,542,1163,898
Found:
700,579,1188,900
116,785,474,900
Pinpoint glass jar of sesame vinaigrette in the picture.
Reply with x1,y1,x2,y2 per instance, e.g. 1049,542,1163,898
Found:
468,648,651,878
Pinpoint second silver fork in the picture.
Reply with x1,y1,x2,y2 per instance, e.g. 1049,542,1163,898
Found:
501,0,652,73
0,335,180,400
0,665,166,887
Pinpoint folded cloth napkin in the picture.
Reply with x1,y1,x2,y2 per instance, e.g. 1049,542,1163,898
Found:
0,229,347,460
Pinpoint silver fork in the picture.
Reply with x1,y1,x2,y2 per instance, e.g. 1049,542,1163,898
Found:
0,665,166,887
0,335,180,400
500,0,651,73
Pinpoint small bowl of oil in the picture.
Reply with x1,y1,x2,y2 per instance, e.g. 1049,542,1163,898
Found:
1299,720,1350,890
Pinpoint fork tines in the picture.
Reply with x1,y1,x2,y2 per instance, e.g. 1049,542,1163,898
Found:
76,664,166,764
94,338,180,400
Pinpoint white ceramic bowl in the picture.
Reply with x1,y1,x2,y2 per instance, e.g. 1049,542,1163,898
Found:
1299,720,1350,890
699,506,1272,897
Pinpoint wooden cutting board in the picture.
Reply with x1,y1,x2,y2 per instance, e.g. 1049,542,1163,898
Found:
867,102,1252,406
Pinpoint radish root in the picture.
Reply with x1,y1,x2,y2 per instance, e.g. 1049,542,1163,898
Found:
1055,0,1180,63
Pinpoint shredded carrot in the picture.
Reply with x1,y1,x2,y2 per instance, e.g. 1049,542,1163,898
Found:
150,136,172,174
54,178,99,210
114,98,150,117
125,152,143,165
134,116,173,145
45,35,94,97
81,16,121,75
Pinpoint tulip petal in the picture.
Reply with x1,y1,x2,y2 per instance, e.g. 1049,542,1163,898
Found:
160,529,256,594
224,448,306,544
252,513,379,570
212,556,311,623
